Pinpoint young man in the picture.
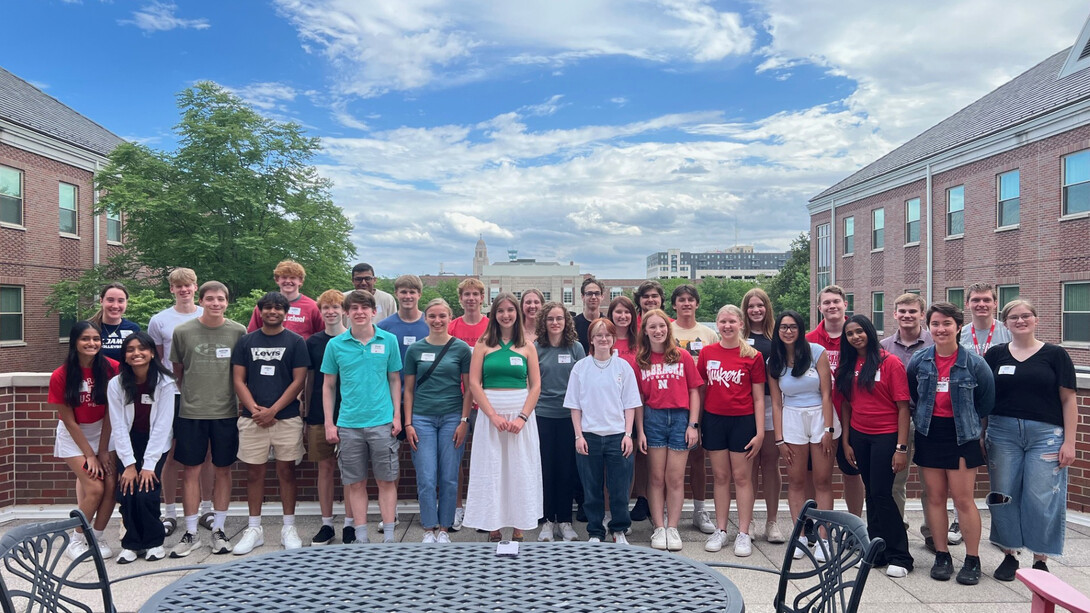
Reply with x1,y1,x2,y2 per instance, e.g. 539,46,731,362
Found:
169,281,247,557
447,277,489,531
573,277,605,354
321,290,403,543
668,284,718,534
304,290,357,544
247,259,323,339
961,283,1012,356
635,280,669,321
805,285,865,517
378,274,429,367
232,292,311,554
351,262,397,322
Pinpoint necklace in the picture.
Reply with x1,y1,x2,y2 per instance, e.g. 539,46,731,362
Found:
593,356,612,369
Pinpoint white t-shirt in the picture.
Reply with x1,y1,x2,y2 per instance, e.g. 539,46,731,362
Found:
563,355,641,436
344,288,398,321
148,305,204,362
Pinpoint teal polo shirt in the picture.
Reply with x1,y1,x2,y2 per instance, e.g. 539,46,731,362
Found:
320,327,402,428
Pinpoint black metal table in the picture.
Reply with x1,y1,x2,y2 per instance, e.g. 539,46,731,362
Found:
139,542,745,612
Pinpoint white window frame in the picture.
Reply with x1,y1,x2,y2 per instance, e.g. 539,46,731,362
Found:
997,170,1020,228
59,182,78,236
0,165,23,228
1062,281,1090,344
947,185,964,237
843,216,854,255
0,285,24,345
1063,150,1090,217
905,198,920,244
872,208,885,250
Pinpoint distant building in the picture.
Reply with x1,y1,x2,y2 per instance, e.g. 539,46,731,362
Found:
481,257,582,308
646,246,789,280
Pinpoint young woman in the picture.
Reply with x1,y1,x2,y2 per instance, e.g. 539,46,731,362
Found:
766,310,839,559
634,309,703,551
520,289,544,345
534,303,586,542
698,305,765,557
90,282,141,362
835,315,913,578
404,299,473,543
564,319,641,543
108,332,176,563
49,321,119,560
608,296,639,368
741,288,783,543
465,292,543,541
985,300,1076,580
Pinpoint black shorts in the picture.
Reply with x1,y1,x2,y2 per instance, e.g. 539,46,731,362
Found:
913,416,984,470
172,394,182,435
701,413,757,453
173,417,239,467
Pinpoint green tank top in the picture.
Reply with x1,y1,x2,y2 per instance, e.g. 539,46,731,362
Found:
482,341,529,389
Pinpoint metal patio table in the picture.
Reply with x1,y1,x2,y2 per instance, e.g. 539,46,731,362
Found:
139,541,745,612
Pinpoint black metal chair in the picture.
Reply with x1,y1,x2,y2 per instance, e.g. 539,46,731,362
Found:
704,499,886,613
1,509,207,613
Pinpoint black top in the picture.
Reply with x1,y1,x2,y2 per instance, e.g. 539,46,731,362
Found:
231,329,310,420
749,332,773,397
305,331,341,426
573,311,603,355
985,342,1075,427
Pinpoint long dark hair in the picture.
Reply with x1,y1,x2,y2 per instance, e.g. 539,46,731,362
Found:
834,315,883,400
767,311,811,379
118,332,173,405
608,295,638,347
63,321,112,409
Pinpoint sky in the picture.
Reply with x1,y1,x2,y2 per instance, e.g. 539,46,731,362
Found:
2,1,1087,278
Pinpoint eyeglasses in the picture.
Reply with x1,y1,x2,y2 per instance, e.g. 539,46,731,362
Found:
1005,313,1035,322
778,325,799,332
353,276,374,283
591,333,613,340
583,291,602,297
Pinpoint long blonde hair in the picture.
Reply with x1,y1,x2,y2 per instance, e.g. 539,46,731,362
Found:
718,304,758,359
740,288,775,340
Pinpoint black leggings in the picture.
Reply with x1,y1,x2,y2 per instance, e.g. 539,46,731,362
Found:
537,415,580,522
116,430,168,551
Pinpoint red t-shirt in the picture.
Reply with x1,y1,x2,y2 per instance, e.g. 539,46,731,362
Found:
48,359,120,424
932,351,957,418
636,350,703,409
806,322,842,414
613,337,637,370
248,294,323,339
845,352,910,435
697,344,766,416
449,316,489,348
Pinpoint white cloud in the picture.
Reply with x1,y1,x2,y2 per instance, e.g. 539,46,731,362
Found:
120,2,210,32
227,82,300,112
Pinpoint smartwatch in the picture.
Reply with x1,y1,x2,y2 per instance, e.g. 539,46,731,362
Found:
823,426,835,433
689,422,700,430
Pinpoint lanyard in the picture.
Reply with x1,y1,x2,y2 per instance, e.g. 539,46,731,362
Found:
970,322,994,356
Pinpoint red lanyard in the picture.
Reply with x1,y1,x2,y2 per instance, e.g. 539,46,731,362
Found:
970,322,994,356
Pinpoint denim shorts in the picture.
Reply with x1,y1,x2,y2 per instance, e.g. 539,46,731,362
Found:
643,407,691,451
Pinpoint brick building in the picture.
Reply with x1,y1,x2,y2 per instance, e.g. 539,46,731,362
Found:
0,67,125,373
808,27,1090,366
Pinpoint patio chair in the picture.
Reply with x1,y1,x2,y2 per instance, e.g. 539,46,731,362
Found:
1016,568,1090,613
704,499,885,613
1,509,207,613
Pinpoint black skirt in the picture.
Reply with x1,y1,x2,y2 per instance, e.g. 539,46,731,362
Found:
913,416,984,470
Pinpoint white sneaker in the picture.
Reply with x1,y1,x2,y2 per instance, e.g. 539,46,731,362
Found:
793,535,809,560
734,532,753,557
65,537,90,562
650,527,668,550
693,509,716,534
436,531,451,543
666,527,683,552
422,531,437,544
558,522,578,542
378,512,401,531
705,529,728,552
281,525,302,550
588,537,602,543
233,526,264,555
538,521,555,542
170,532,202,559
97,541,114,559
814,539,831,562
948,521,963,546
451,508,465,532
145,546,166,561
766,521,787,544
887,564,909,578
116,548,138,564
612,532,629,545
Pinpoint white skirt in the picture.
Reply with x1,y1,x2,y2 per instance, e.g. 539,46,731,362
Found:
54,420,103,459
463,389,543,531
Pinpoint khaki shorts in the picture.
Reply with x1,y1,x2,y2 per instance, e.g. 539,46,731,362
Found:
237,416,305,464
307,423,336,462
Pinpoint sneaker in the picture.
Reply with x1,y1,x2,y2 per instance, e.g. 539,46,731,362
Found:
116,548,138,564
666,527,683,552
281,525,302,550
422,531,437,544
437,531,451,543
804,518,817,543
930,551,954,581
994,553,1019,581
145,546,166,561
97,541,114,559
956,555,982,585
886,564,910,578
705,529,728,553
693,509,716,534
630,497,650,522
170,532,202,558
65,537,90,563
378,515,401,531
650,527,668,550
813,539,831,563
612,531,629,545
451,508,465,532
1032,560,1049,572
734,532,753,557
558,522,578,542
924,536,936,554
312,525,335,546
342,526,356,544
210,530,232,554
198,512,215,531
766,521,786,544
588,536,601,543
232,526,264,555
538,521,555,542
793,535,809,560
948,521,963,546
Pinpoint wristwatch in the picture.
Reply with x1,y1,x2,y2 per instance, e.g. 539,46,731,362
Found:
895,444,908,453
460,417,470,423
824,426,835,433
689,422,700,430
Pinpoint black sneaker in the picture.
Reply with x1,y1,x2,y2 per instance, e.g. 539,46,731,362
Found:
956,555,982,585
312,525,335,546
930,551,954,581
1032,560,1049,572
342,526,356,545
576,504,587,523
924,536,936,554
994,553,1019,581
630,497,650,522
804,518,817,543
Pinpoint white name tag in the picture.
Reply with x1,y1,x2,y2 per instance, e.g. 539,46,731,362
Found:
510,356,524,367
140,394,153,405
288,307,301,315
707,360,721,370
120,329,133,338
403,336,416,345
805,368,819,379
80,380,91,393
998,365,1016,375
260,365,276,376
936,380,949,393
690,341,703,351
371,344,385,354
746,338,755,345
216,347,231,359
874,370,880,382
421,353,436,362
558,354,571,364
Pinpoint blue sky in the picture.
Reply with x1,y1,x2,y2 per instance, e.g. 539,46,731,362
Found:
3,1,1086,277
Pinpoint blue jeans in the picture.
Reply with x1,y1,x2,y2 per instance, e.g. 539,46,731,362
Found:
575,433,634,540
985,415,1067,556
410,412,465,529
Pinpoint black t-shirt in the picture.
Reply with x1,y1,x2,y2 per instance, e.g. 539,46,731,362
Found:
748,332,773,397
231,328,310,420
305,331,341,426
573,311,603,355
985,343,1076,427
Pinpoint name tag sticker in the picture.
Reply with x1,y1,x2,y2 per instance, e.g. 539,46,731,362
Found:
874,370,880,382
691,341,703,351
371,344,385,354
998,365,1016,375
558,354,572,364
936,380,949,392
510,356,524,367
80,380,91,393
260,365,276,376
805,368,819,378
216,347,231,359
707,360,721,370
403,336,416,345
288,307,301,315
421,352,436,362
140,394,153,405
746,338,755,346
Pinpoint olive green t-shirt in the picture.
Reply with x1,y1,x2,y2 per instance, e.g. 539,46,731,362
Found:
170,318,247,419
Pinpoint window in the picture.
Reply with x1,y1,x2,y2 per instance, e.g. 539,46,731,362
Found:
905,198,920,243
59,314,76,340
947,287,964,307
610,287,623,299
513,291,522,300
489,287,500,301
843,217,854,254
845,294,855,318
947,186,964,235
59,183,78,235
816,223,831,289
997,170,1020,227
1063,282,1090,342
0,165,22,226
998,285,1020,309
563,288,573,304
905,289,921,295
542,291,551,301
872,208,884,249
107,211,122,242
872,292,884,330
0,285,23,343
1063,151,1090,216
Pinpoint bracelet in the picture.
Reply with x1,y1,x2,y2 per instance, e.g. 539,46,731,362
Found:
575,436,584,441
895,449,908,454
404,423,413,428
774,439,785,446
517,414,529,422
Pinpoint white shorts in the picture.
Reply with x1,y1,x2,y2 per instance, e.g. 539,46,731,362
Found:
782,404,841,445
54,420,104,459
763,395,774,431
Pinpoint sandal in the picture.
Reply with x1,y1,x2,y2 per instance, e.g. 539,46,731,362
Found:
161,517,177,537
512,531,524,542
489,531,503,542
198,512,215,531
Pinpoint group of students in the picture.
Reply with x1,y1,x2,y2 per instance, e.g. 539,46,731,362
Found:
49,263,1076,588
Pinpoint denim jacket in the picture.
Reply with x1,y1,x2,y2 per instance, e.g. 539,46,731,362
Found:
905,346,994,445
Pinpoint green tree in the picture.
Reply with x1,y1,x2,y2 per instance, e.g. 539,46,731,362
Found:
764,233,811,317
692,277,759,321
45,254,160,326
